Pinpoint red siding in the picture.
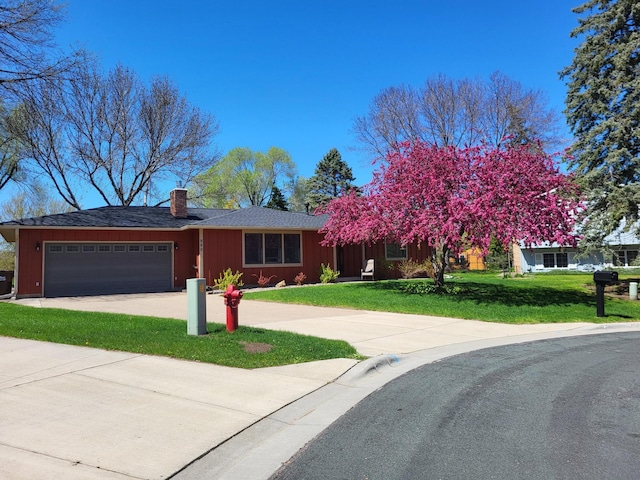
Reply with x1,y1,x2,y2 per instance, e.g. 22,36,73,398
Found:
201,230,334,286
202,230,242,285
16,230,43,297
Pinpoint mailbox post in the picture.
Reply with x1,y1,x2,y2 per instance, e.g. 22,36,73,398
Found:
593,270,618,317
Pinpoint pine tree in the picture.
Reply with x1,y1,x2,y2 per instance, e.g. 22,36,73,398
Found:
306,148,357,210
561,0,640,243
265,185,288,210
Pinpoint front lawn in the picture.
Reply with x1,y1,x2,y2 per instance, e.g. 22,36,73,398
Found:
0,302,363,368
243,272,640,324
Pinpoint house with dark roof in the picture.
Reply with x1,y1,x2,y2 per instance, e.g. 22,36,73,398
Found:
0,189,333,298
0,189,432,298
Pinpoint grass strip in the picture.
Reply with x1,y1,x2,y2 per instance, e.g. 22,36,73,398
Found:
243,273,640,324
0,302,363,368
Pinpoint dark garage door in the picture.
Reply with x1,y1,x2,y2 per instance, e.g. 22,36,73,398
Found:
44,243,173,297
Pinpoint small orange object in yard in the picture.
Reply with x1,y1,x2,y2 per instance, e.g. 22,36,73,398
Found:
222,284,243,332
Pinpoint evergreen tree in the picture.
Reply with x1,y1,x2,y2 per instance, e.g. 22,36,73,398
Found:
561,0,640,244
306,148,357,210
265,185,288,210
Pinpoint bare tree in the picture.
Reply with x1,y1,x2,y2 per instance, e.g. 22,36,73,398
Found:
352,84,423,158
482,72,561,149
10,77,81,206
10,62,220,208
0,103,22,190
352,72,562,158
420,74,486,148
0,0,82,95
0,0,84,192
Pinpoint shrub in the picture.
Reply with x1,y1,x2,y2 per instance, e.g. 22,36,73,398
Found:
400,281,464,295
294,272,307,286
213,268,244,290
397,258,433,279
252,270,277,287
319,263,340,283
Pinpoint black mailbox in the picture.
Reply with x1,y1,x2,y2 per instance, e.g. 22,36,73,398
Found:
594,270,618,283
593,270,619,317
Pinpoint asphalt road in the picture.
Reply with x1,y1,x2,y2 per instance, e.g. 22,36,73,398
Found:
270,332,640,480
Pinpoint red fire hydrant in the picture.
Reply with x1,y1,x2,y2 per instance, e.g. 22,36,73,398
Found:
222,284,243,332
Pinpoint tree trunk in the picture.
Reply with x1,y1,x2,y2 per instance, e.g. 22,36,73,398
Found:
431,244,449,288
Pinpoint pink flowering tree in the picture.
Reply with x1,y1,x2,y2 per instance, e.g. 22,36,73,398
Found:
319,140,581,287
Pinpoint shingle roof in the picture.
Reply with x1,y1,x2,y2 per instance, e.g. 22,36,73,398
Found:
0,205,328,230
194,206,328,229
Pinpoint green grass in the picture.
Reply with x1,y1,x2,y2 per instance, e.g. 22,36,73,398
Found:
243,272,640,324
0,302,363,368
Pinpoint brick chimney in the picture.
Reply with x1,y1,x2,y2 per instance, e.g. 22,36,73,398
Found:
170,188,188,218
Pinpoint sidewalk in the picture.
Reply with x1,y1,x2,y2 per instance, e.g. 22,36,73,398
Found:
2,292,639,479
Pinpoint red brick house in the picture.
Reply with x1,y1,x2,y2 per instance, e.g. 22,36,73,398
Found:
0,189,432,298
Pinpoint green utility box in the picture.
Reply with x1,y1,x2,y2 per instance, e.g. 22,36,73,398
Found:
187,278,207,335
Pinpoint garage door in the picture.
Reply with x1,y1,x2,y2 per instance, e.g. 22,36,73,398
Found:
44,243,173,297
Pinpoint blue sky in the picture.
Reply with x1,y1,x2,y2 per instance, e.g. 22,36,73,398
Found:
51,0,580,207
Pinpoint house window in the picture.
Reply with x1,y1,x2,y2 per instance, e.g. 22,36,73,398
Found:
265,234,282,263
143,245,155,252
82,245,95,253
49,245,63,253
556,252,568,268
113,245,126,253
543,252,568,268
245,233,263,264
615,250,638,266
244,232,302,266
385,242,407,260
98,245,111,253
284,234,301,263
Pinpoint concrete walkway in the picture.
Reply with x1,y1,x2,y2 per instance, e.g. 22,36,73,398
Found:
2,291,639,479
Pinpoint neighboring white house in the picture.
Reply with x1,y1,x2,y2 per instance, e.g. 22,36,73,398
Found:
513,222,640,273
